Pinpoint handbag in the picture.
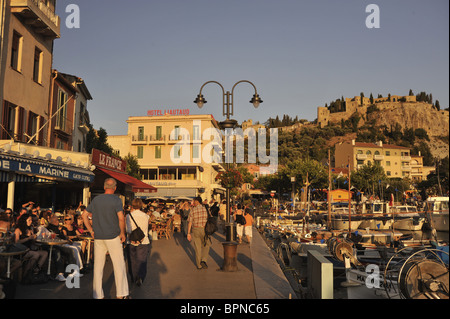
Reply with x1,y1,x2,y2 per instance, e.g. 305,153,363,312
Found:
128,213,145,244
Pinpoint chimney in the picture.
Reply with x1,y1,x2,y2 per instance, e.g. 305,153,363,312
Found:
377,141,383,147
351,139,355,146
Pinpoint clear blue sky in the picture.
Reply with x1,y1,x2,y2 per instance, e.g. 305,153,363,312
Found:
53,0,449,136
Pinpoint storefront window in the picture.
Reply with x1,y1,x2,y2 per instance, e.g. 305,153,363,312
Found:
178,168,197,180
159,168,176,180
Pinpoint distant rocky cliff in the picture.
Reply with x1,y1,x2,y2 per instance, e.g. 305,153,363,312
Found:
317,100,449,159
367,102,449,138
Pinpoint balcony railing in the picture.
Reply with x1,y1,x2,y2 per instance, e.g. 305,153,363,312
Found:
356,154,367,160
131,135,148,144
373,154,384,161
78,112,89,134
401,156,411,161
401,165,411,171
149,135,166,142
168,134,190,142
10,0,61,39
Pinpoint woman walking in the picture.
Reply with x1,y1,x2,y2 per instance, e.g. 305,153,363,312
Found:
126,198,151,286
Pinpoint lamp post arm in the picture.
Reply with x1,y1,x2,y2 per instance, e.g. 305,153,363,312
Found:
198,81,228,118
230,80,259,116
199,80,226,95
231,80,259,95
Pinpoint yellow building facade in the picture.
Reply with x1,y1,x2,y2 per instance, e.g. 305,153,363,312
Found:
108,113,225,201
335,140,422,179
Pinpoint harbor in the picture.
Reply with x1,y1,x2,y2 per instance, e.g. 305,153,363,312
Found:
255,195,449,299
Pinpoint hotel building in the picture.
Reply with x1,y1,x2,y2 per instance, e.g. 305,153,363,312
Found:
335,140,426,180
107,113,226,201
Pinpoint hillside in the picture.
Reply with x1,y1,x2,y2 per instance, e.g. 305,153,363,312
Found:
269,101,449,165
366,102,449,138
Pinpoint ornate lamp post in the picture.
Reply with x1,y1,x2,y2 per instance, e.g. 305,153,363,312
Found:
194,80,263,271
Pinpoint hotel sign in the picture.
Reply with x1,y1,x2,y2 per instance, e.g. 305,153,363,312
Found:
147,109,190,117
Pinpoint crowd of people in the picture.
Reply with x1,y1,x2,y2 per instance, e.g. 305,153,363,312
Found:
1,178,256,299
0,202,91,285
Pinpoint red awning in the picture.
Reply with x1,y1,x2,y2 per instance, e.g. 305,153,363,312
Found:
98,168,157,193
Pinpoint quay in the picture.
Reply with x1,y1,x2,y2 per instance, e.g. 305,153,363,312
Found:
12,227,297,300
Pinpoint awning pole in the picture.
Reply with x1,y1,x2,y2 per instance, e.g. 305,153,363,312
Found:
7,173,15,211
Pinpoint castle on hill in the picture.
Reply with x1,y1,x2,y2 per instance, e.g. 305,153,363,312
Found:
317,94,417,128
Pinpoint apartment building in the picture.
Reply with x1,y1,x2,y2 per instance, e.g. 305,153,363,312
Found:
0,0,60,145
335,140,422,179
59,72,92,153
108,113,226,201
0,1,96,210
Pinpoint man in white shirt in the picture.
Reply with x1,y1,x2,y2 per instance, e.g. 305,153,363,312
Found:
152,207,162,219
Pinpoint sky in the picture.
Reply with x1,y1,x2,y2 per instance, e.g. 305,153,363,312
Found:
53,0,449,136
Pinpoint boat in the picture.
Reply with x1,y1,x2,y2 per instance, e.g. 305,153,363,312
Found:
391,205,425,231
359,201,393,230
425,196,449,232
329,206,362,231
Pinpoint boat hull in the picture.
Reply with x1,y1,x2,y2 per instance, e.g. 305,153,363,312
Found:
359,218,393,230
430,212,449,232
331,219,362,231
393,217,425,231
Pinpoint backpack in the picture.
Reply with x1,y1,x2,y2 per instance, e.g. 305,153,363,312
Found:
235,214,246,226
204,206,218,244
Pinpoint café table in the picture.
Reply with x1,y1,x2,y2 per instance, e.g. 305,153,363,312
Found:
77,233,94,267
36,238,68,275
0,246,29,278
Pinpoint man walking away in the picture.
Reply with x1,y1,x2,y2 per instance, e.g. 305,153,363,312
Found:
244,208,254,244
186,197,210,270
82,178,130,299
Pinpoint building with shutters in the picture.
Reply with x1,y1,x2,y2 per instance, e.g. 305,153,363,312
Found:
107,113,226,201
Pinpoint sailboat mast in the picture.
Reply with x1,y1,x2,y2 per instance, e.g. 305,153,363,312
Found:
348,156,352,235
328,149,332,230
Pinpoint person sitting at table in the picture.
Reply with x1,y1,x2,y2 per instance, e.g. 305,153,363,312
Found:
45,214,82,280
0,212,22,280
75,212,87,233
3,208,16,229
60,216,84,277
152,207,162,219
30,207,41,230
14,214,48,279
39,210,52,228
51,214,83,277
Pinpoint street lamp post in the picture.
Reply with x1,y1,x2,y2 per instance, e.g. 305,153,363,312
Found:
194,80,263,271
291,176,296,214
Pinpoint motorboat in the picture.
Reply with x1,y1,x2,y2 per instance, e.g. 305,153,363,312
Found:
425,196,449,232
391,205,426,231
359,201,393,230
329,206,362,231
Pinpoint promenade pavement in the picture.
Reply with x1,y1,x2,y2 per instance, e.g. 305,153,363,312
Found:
12,226,297,300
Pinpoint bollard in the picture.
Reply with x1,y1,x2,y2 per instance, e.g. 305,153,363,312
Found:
225,223,237,242
221,241,239,272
